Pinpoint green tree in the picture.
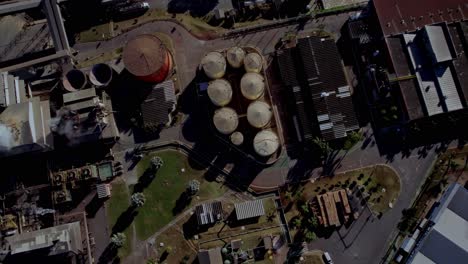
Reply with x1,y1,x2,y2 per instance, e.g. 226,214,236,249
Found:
312,137,331,159
110,232,126,248
308,216,318,228
187,179,200,195
304,230,317,242
293,218,302,229
131,192,146,207
300,204,310,214
151,156,164,171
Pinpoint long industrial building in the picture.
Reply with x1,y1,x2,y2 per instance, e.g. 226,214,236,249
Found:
372,0,468,121
277,35,359,142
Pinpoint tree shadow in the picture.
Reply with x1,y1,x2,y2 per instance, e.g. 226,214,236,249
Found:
112,206,138,234
132,168,157,193
173,191,192,215
98,243,119,264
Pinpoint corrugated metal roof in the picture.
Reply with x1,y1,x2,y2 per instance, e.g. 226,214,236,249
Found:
424,25,454,64
195,201,223,225
434,65,462,111
373,0,468,37
141,80,176,126
235,200,265,220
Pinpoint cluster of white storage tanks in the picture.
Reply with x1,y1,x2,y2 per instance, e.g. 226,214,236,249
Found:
201,47,279,157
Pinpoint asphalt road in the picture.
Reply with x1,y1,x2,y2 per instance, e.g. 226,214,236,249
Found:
306,127,438,264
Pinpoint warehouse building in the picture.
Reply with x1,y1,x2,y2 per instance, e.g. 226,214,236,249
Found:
372,0,468,121
406,183,468,264
277,35,359,142
235,200,265,221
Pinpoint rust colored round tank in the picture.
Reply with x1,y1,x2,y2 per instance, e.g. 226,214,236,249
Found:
123,34,172,83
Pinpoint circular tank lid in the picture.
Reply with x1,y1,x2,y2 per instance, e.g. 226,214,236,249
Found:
241,72,265,100
226,47,245,68
230,131,244,146
123,34,168,77
247,101,273,128
253,129,280,157
63,69,87,92
207,79,233,107
213,107,239,135
244,52,263,73
202,51,226,79
89,63,113,86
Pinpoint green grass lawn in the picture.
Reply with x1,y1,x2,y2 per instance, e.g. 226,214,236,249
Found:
133,150,227,240
107,178,132,258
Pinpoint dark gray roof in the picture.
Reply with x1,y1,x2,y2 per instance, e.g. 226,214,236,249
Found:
235,200,265,220
409,184,468,264
277,36,359,141
195,201,223,225
141,80,176,126
197,248,223,264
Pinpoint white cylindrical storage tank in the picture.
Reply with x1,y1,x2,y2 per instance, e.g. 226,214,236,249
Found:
241,72,265,100
247,101,272,128
62,69,87,92
230,131,244,146
207,79,233,106
213,107,239,135
253,129,280,157
226,47,245,68
202,51,226,79
244,52,263,73
89,63,113,87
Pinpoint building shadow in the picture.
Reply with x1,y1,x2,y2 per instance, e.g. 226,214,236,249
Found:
168,0,219,17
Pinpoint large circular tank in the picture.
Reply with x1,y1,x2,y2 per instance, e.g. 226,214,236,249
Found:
247,101,272,128
244,52,263,73
207,79,233,107
123,34,172,83
230,131,244,146
202,51,226,79
62,69,87,92
89,63,113,87
253,130,280,157
226,47,245,68
241,72,265,100
213,107,239,135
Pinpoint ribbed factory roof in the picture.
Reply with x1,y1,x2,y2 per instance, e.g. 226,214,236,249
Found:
123,34,167,77
244,52,263,73
247,101,272,128
202,51,226,79
207,79,233,106
226,47,245,68
241,72,265,100
253,129,279,157
235,200,265,220
213,107,238,135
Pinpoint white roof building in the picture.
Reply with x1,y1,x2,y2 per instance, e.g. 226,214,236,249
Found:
247,101,272,128
408,183,468,264
202,51,227,79
207,79,233,107
241,72,265,100
213,107,238,135
253,129,279,157
226,47,245,68
244,52,263,73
